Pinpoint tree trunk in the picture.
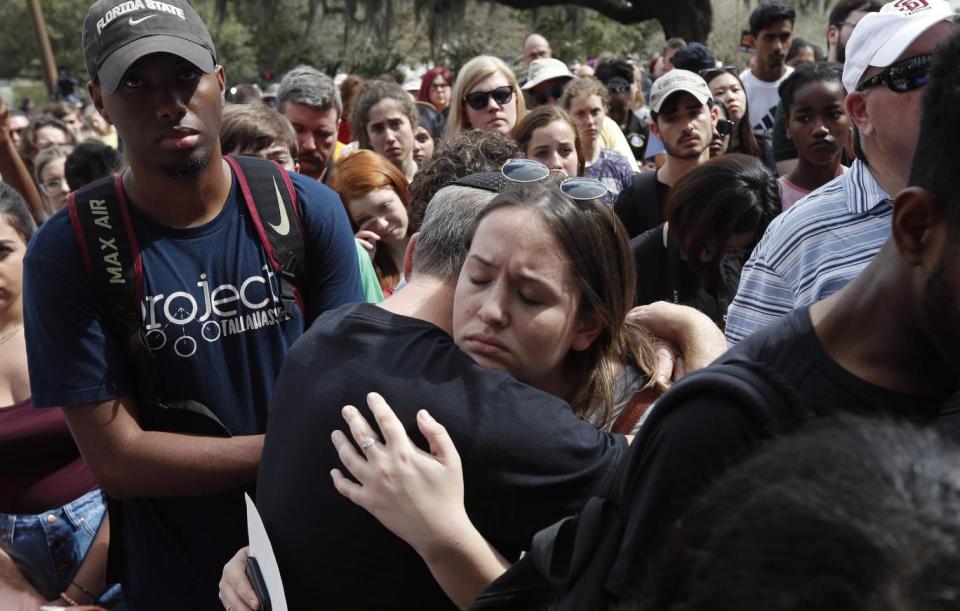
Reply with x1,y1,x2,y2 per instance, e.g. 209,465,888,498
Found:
654,0,712,40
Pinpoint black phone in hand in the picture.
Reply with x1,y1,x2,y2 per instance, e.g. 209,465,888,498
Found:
245,556,272,611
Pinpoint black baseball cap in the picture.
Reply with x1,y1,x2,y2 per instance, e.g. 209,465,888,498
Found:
451,171,505,193
83,0,217,93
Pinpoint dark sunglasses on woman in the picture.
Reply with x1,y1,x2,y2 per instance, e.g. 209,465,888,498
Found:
856,53,933,94
500,158,609,201
465,86,514,111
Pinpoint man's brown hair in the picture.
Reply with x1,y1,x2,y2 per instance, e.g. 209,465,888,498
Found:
220,103,298,159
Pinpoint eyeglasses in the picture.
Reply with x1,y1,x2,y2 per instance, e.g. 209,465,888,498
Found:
856,53,933,93
531,82,568,106
465,86,514,111
698,65,737,83
500,159,609,201
606,82,631,95
430,82,450,91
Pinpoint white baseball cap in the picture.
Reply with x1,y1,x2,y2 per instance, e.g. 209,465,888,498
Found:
648,69,712,113
522,58,573,90
842,0,956,92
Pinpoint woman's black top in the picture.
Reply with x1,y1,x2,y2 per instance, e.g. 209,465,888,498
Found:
630,223,732,330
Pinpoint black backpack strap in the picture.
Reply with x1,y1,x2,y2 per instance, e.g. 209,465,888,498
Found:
470,497,622,611
67,175,231,437
67,175,142,349
225,155,305,320
643,361,812,438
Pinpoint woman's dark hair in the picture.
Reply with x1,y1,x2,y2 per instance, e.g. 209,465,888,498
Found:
65,140,124,191
778,61,845,116
0,183,37,243
667,154,779,292
416,102,444,140
465,181,661,425
786,37,826,64
640,416,960,611
671,42,717,73
706,71,764,160
511,106,586,176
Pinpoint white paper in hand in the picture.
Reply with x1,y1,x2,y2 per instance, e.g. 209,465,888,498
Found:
245,493,289,611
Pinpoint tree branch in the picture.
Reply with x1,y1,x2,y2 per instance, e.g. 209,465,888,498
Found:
493,0,650,23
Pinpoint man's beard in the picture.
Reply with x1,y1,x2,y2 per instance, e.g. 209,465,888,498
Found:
161,150,211,178
665,135,706,160
299,152,327,179
837,42,847,64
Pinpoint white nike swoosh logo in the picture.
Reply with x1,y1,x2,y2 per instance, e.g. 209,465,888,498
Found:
129,15,157,25
268,178,290,236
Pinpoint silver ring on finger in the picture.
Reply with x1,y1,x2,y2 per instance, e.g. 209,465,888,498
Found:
359,436,379,452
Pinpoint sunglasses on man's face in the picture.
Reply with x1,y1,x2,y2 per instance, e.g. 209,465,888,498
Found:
531,82,568,106
500,158,609,201
856,53,933,94
465,86,514,111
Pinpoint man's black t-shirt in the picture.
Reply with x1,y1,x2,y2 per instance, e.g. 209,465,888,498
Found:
606,306,949,601
257,303,627,610
614,170,670,239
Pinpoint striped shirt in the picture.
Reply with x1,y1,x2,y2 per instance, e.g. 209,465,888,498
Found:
724,159,891,345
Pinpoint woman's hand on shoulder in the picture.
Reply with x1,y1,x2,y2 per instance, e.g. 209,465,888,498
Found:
331,392,471,560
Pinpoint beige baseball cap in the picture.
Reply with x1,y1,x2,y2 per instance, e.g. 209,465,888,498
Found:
648,69,712,113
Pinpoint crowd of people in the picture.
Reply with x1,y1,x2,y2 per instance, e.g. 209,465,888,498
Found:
1,0,960,609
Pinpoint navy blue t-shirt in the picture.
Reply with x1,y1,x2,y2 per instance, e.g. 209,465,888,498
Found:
23,167,363,610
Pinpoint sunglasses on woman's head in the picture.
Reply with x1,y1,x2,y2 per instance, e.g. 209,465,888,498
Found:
856,53,933,94
500,159,609,201
531,82,568,106
465,86,514,111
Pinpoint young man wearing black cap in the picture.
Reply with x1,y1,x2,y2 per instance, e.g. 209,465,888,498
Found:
22,1,363,608
614,70,718,239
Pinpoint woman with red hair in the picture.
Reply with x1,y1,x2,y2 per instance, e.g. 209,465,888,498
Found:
330,150,412,296
418,67,453,115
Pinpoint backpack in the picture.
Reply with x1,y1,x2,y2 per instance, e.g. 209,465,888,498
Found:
65,154,305,436
469,361,812,611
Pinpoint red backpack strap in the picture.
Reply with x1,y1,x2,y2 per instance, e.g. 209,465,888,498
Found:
225,155,306,317
611,387,661,435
